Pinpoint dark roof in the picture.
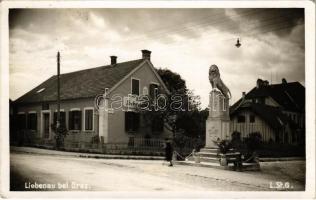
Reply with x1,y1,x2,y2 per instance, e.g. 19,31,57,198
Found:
15,59,145,104
234,82,305,112
231,103,290,130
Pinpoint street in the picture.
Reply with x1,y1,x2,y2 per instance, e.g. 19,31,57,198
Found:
10,151,305,191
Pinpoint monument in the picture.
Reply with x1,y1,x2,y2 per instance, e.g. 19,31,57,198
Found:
186,65,258,170
193,64,232,165
205,64,231,147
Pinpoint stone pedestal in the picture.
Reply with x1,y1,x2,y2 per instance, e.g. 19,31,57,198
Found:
205,90,230,148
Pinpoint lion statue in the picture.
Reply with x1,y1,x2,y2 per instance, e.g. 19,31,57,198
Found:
209,64,231,99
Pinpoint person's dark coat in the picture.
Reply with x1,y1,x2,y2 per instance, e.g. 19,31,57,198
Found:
165,142,173,161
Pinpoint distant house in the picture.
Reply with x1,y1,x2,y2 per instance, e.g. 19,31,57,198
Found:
230,78,305,145
12,50,173,148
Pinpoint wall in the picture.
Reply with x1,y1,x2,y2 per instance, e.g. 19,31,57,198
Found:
107,61,172,143
230,110,276,142
15,98,98,144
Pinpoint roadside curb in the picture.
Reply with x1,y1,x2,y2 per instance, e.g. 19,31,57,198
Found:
259,157,305,162
10,146,164,160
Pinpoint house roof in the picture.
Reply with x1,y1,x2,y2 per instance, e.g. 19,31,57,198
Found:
15,59,145,104
231,102,290,130
232,82,305,112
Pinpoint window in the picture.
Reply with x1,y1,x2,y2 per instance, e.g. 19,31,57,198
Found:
28,113,37,130
131,78,140,95
237,115,245,123
42,112,50,138
53,111,66,127
125,112,140,132
250,115,255,123
69,110,82,130
84,109,93,131
151,115,164,132
149,83,159,99
17,114,27,129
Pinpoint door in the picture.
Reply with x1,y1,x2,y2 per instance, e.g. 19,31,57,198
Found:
43,113,50,139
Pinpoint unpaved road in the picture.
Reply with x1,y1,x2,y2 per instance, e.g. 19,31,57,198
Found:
10,151,305,191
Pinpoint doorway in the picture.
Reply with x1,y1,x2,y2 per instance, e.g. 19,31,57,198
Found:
43,112,50,139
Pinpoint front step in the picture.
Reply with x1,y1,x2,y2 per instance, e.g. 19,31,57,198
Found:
196,152,218,158
199,148,219,154
199,156,220,163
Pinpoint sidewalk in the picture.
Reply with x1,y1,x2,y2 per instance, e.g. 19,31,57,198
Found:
11,146,304,162
10,146,165,160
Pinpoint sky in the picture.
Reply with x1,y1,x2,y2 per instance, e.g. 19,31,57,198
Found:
9,8,305,108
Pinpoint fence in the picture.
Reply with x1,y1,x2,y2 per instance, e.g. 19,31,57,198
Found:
11,130,197,157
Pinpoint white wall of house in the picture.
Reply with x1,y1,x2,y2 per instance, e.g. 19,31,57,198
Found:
107,61,172,144
16,98,98,143
230,110,276,142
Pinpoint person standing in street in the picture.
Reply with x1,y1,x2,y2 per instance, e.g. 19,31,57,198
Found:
165,140,174,166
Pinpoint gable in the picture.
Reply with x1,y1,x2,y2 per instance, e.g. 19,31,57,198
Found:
109,61,169,97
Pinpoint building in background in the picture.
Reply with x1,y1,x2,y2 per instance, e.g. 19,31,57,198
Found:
11,50,172,150
230,78,305,145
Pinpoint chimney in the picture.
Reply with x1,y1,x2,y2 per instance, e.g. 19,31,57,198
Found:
141,49,151,60
242,92,246,99
110,56,117,65
256,79,263,88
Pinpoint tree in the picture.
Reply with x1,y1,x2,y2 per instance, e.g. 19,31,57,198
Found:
51,122,68,149
138,68,207,151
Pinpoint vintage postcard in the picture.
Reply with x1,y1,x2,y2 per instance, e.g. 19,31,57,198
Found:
0,0,315,199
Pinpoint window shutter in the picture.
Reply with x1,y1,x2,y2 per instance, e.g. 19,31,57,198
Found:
61,112,66,127
78,111,82,130
85,110,93,130
53,112,57,124
134,113,140,131
149,84,158,99
125,112,130,131
69,111,73,130
132,79,140,95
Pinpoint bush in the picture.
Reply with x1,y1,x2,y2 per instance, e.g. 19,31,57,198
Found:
245,132,262,152
214,139,232,154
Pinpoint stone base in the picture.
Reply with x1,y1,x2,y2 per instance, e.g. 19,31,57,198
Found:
185,147,261,171
205,119,230,148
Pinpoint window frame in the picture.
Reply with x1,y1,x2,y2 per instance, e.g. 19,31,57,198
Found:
125,111,140,132
17,112,27,130
53,109,66,128
69,108,82,131
83,107,94,131
27,111,37,131
149,82,159,100
40,110,51,139
131,77,140,96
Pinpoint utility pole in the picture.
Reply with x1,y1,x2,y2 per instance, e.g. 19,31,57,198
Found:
57,51,60,128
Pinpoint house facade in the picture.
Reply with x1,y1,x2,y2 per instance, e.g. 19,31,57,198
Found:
11,50,173,148
229,78,305,145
